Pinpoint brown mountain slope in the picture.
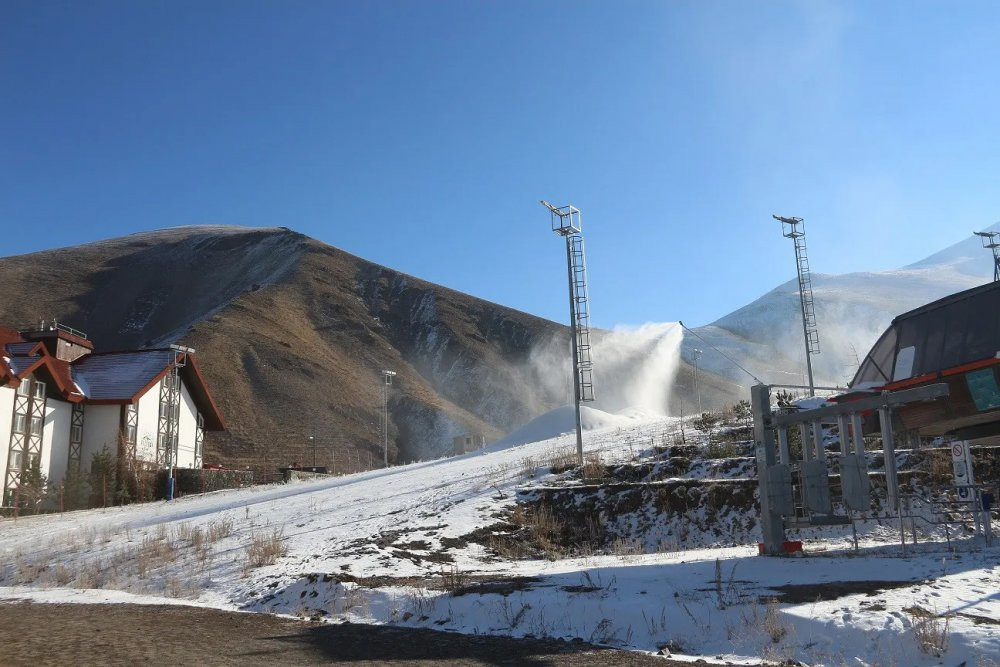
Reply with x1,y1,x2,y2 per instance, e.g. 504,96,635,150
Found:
0,226,570,471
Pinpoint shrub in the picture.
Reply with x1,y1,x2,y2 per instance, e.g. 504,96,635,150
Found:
245,530,286,568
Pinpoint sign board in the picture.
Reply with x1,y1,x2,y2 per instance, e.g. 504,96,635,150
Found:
966,368,1000,412
951,441,976,500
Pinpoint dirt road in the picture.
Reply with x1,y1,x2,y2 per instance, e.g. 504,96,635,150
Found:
0,601,693,666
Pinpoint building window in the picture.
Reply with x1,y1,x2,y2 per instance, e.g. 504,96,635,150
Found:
33,381,46,399
29,416,42,437
70,424,82,443
16,381,30,396
13,413,26,434
9,451,21,470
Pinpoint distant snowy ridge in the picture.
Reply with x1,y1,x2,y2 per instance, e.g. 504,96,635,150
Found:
684,226,999,392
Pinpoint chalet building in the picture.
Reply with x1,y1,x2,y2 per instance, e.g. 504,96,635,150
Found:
0,323,225,507
852,280,1000,442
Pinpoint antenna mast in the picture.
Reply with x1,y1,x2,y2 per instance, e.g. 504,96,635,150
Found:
541,200,595,466
773,214,820,396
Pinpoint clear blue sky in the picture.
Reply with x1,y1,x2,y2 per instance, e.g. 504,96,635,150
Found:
2,1,998,328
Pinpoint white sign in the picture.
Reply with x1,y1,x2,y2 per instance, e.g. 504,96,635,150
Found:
951,441,976,500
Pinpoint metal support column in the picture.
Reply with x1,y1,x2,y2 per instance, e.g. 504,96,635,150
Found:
752,384,786,555
879,405,899,512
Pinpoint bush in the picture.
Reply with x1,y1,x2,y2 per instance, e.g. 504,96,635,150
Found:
693,412,722,431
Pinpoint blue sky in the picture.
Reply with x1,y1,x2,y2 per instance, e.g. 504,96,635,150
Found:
2,1,998,328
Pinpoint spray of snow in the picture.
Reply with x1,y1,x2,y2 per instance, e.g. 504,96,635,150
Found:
525,322,684,416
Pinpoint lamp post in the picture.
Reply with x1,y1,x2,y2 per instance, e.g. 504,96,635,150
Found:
381,370,396,467
692,348,703,414
309,436,315,468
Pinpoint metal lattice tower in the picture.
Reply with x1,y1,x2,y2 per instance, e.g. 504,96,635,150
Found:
542,200,595,465
974,231,1000,282
773,215,820,396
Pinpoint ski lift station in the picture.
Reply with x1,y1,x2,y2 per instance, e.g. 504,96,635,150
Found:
752,280,1000,555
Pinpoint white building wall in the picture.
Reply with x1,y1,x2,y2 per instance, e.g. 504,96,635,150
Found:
80,405,121,472
176,381,199,468
135,385,161,465
132,377,200,469
41,398,72,486
135,382,160,463
0,386,14,482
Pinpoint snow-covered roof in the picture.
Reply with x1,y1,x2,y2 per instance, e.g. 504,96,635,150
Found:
72,350,175,401
6,355,40,376
5,342,41,356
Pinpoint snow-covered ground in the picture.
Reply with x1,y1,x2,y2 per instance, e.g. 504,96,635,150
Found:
2,410,998,665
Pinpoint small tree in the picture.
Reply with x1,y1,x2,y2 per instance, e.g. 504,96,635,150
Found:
89,448,118,507
732,400,753,430
18,457,50,514
62,465,92,510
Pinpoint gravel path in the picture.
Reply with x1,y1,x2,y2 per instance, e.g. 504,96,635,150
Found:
0,601,696,666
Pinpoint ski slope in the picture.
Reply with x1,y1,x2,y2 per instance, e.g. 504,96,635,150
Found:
2,412,998,664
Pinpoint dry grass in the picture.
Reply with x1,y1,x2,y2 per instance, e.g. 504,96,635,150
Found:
581,456,605,481
206,518,234,543
546,449,577,473
244,530,286,569
910,608,950,656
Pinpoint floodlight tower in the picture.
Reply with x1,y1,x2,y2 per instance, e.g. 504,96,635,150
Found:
381,370,396,467
541,200,595,466
773,215,820,396
974,231,1000,282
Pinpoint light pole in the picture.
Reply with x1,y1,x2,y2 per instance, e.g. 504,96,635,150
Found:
974,230,1000,282
381,370,396,467
692,348,703,414
541,200,595,466
773,215,820,396
309,436,315,468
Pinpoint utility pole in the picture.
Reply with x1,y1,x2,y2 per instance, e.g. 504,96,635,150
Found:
541,200,595,466
974,231,1000,282
309,435,315,468
773,215,820,396
381,370,396,467
692,348,703,414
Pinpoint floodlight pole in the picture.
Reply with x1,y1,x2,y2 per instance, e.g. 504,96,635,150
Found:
773,215,820,397
974,231,1000,282
693,348,703,414
541,200,595,466
381,370,396,467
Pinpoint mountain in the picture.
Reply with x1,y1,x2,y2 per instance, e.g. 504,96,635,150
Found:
684,225,998,392
0,226,575,470
0,226,705,472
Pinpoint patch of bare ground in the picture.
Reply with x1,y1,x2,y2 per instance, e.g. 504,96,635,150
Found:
0,601,706,666
767,579,924,604
321,571,542,596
